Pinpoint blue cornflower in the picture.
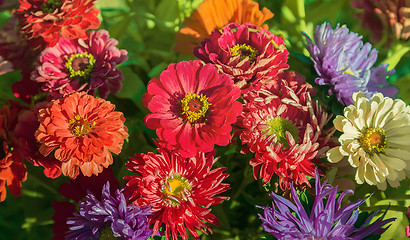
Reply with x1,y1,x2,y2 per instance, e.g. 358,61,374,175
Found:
303,22,398,105
66,182,153,240
258,169,395,240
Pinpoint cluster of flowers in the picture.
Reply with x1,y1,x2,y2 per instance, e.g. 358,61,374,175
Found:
0,0,409,239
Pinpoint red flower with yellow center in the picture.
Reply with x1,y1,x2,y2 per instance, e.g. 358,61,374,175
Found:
143,60,242,157
124,147,230,240
35,92,128,179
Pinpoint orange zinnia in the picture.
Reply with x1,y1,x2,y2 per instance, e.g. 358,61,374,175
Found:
35,92,128,179
174,0,274,55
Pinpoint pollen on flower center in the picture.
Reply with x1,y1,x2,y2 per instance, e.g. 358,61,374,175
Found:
264,116,299,149
68,114,96,137
42,0,62,13
65,52,96,80
181,93,211,123
230,43,258,63
161,174,191,206
359,127,388,154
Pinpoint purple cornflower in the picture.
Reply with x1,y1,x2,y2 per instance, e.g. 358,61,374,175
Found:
66,182,153,240
258,169,395,240
303,22,398,105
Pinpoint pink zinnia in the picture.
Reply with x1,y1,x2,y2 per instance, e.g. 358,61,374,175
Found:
124,148,230,240
236,77,335,189
32,30,128,99
194,23,289,92
143,60,242,157
35,92,128,179
14,0,100,49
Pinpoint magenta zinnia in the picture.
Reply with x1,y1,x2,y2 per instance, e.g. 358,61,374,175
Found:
143,60,242,158
35,92,129,179
124,147,230,240
236,78,335,189
194,23,289,92
32,30,128,99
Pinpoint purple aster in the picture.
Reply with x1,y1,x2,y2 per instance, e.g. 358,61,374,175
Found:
258,169,395,240
303,22,398,105
66,182,153,240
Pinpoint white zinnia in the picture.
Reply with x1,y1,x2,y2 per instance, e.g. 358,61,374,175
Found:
327,91,410,190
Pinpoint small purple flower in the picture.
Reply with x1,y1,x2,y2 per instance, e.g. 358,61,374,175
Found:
66,182,153,240
258,169,395,240
303,22,398,105
32,30,128,99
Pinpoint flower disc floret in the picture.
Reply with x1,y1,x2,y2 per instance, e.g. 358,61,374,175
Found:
143,60,242,158
35,92,129,179
161,174,192,206
359,128,388,154
327,91,410,190
181,93,210,123
65,52,96,79
230,43,259,63
264,116,299,149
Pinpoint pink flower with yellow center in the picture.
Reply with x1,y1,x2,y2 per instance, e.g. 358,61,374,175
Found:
124,147,230,240
35,92,128,179
143,60,242,157
194,23,289,92
32,30,128,99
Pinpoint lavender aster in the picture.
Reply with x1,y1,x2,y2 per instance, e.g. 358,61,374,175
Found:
66,182,153,240
303,22,398,105
258,169,395,240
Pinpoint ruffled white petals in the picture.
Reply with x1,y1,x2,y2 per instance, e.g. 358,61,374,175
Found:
332,91,410,189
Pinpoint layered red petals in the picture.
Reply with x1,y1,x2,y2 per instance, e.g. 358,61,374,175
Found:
143,60,242,157
124,148,230,240
14,0,100,49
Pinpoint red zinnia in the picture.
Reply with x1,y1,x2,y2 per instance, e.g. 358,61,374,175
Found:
35,92,128,179
236,77,334,189
143,60,242,157
124,147,230,240
14,0,100,49
0,104,27,202
194,23,289,92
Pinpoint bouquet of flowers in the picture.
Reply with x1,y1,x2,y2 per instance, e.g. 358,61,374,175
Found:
0,0,409,239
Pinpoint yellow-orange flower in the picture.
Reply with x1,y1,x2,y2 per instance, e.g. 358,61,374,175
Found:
174,0,274,55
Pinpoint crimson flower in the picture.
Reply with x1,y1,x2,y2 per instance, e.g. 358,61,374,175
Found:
236,77,335,189
143,60,242,157
124,147,230,240
194,23,289,92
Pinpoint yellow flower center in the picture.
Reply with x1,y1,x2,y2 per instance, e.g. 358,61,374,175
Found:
359,128,388,154
65,52,96,80
180,93,211,123
42,0,62,13
68,114,96,137
230,43,258,63
264,116,299,149
161,174,191,206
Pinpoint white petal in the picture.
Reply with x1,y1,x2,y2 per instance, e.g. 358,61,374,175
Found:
327,147,345,163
